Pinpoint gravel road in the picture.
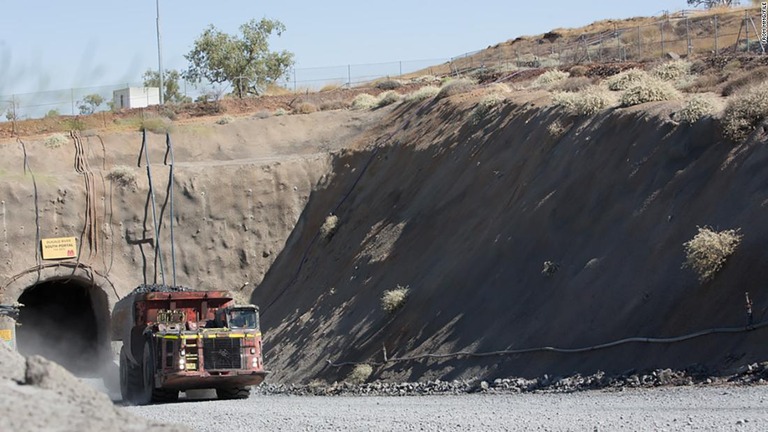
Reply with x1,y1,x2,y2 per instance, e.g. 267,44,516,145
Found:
126,385,768,431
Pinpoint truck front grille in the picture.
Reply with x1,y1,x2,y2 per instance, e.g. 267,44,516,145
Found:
202,338,242,369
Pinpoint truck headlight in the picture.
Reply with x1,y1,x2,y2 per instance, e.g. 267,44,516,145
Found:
251,358,258,368
178,359,186,370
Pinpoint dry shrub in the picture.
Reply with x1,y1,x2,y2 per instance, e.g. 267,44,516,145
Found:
553,86,612,116
568,65,589,77
320,100,348,111
551,77,593,93
107,165,138,189
351,93,378,110
606,69,649,91
320,83,342,92
346,364,373,384
674,95,716,123
375,79,402,90
404,86,440,102
216,115,235,125
533,69,569,87
721,67,768,96
253,110,271,119
140,116,172,134
620,77,680,107
381,285,409,313
485,83,511,94
651,60,692,82
436,78,477,100
44,133,68,149
320,215,339,239
722,82,768,141
683,226,742,282
376,91,402,107
547,120,566,137
680,74,722,94
295,102,318,114
411,75,440,84
274,108,287,116
471,93,505,124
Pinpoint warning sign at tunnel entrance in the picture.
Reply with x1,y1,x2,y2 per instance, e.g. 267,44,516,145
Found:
41,237,77,260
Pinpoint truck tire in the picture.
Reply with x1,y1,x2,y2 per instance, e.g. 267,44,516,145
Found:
120,346,144,404
216,386,251,400
119,346,131,402
133,340,155,405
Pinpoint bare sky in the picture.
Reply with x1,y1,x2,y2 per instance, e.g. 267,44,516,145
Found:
1,0,685,95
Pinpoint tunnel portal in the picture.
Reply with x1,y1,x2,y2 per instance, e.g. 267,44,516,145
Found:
16,277,111,376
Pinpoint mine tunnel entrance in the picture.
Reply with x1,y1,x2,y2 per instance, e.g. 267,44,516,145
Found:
16,277,111,377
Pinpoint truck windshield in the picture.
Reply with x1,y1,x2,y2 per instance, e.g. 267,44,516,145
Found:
228,309,258,329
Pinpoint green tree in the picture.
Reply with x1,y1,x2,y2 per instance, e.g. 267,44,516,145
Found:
183,18,294,98
142,69,191,104
78,94,104,115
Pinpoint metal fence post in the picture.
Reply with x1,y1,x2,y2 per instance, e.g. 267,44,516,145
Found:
637,26,642,60
686,17,692,56
615,24,620,61
714,15,719,56
293,68,297,92
745,10,750,53
660,22,665,57
71,89,75,115
399,61,402,78
347,65,351,87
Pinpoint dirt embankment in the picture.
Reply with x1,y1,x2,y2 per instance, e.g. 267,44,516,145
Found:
254,91,768,383
0,343,185,431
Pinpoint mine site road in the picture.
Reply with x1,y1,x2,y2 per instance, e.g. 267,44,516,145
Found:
125,385,768,431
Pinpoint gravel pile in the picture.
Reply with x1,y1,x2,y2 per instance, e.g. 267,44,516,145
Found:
0,343,186,432
256,363,768,396
129,284,190,295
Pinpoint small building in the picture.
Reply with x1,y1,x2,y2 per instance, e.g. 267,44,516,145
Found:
113,87,160,109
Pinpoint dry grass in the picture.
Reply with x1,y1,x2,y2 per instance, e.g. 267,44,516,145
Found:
533,70,570,88
722,81,768,141
606,69,649,91
471,93,505,124
320,83,343,92
436,78,477,100
553,86,613,116
376,91,402,107
351,93,379,110
547,120,566,137
683,226,742,283
404,86,441,103
319,100,349,111
381,285,409,313
674,95,717,123
375,79,403,90
651,60,692,82
107,165,138,189
568,65,589,77
295,102,319,114
551,77,593,93
44,133,68,149
216,115,235,125
619,77,681,107
721,67,768,97
346,364,373,384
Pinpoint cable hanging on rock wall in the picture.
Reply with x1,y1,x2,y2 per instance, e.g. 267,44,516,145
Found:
327,321,768,368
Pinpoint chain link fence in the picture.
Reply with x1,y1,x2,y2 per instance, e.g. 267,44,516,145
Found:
2,8,765,121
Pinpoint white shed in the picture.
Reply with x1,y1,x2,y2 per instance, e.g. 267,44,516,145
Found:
113,87,160,109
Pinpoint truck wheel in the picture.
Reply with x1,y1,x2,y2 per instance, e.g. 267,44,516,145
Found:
119,346,131,402
133,340,155,405
122,346,144,404
216,386,251,400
